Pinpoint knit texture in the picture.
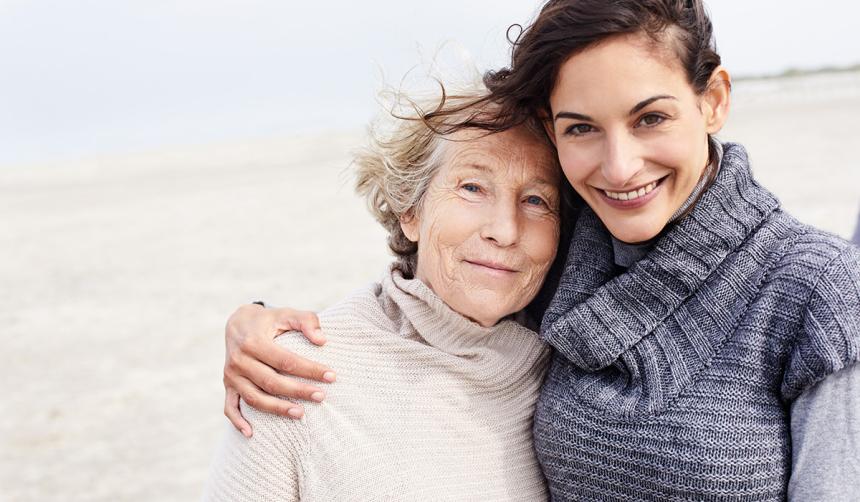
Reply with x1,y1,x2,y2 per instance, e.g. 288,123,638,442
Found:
205,266,551,501
535,143,860,501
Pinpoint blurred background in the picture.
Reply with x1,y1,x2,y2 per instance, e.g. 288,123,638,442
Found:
1,1,858,500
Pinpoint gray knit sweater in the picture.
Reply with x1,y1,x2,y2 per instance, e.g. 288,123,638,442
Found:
535,143,860,501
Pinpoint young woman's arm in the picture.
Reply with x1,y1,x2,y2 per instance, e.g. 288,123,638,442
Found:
785,243,860,499
788,362,860,500
223,304,335,436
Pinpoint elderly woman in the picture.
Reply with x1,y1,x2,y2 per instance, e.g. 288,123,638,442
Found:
204,93,564,501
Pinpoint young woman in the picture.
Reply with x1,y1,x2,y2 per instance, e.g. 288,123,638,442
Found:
221,1,860,500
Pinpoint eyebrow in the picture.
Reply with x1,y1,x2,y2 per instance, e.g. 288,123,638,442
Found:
460,163,558,188
528,177,559,190
553,94,678,122
629,94,676,115
463,163,490,172
553,111,593,123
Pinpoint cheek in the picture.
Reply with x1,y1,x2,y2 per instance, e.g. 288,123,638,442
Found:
419,206,477,268
657,118,709,174
557,143,596,187
525,221,561,268
657,138,704,183
426,208,475,247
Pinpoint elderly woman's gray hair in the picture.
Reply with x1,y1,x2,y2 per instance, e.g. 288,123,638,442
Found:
353,87,512,277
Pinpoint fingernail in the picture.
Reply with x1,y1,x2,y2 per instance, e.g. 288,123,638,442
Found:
311,391,325,402
315,329,326,342
323,371,336,382
288,408,303,418
242,428,252,438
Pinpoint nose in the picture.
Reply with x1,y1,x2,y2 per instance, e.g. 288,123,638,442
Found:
480,195,520,247
601,132,644,187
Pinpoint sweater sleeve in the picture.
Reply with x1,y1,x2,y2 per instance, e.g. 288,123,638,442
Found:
782,244,860,400
788,362,860,501
203,401,308,502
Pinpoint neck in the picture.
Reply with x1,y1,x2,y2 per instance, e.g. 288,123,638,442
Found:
382,265,540,357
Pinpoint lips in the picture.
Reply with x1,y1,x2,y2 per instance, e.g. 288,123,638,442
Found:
464,259,518,274
595,175,667,210
601,175,666,201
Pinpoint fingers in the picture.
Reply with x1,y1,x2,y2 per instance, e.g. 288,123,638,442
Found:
273,309,326,346
234,376,305,419
224,387,253,437
250,339,336,384
236,352,330,402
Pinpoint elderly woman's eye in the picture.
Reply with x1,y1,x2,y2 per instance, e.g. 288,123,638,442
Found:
461,183,482,193
525,195,547,206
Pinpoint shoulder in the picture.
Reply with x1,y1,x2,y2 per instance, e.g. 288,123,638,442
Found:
774,217,860,399
764,210,854,274
756,211,858,301
274,280,394,359
767,212,860,301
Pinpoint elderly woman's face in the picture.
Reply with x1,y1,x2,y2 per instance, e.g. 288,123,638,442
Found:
401,127,561,327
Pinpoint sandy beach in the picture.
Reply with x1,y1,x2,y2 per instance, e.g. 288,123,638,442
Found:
1,71,859,501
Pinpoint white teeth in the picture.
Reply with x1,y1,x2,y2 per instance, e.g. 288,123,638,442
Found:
603,181,658,201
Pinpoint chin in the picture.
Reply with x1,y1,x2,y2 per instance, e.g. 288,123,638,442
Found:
604,217,666,244
457,297,513,328
595,204,671,244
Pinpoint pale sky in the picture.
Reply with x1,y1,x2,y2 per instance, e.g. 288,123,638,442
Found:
2,0,858,166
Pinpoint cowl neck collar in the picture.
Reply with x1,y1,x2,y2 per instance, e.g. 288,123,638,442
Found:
381,265,542,359
540,143,781,415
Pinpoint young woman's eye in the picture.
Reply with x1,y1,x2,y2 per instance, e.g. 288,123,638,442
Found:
637,113,665,127
564,123,595,136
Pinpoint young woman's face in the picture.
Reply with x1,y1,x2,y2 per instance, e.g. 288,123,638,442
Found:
548,33,728,243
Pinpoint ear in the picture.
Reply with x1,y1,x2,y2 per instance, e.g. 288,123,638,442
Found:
399,210,419,243
701,66,731,134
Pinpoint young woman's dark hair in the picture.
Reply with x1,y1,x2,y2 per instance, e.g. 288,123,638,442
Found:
494,0,719,123
431,0,720,132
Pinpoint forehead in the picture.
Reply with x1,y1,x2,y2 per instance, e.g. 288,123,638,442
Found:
443,127,559,181
550,33,694,110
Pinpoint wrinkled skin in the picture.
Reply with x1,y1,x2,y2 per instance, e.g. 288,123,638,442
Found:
402,127,561,327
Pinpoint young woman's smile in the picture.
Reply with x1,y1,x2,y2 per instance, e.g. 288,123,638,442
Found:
597,174,666,209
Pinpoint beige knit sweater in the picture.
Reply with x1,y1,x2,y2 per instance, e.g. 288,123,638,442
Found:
205,266,551,501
